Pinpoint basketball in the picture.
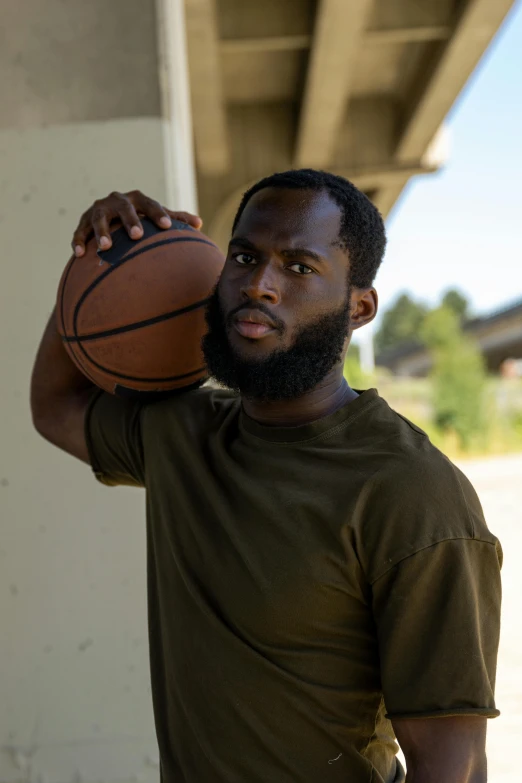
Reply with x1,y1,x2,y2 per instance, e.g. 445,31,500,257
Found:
56,218,226,398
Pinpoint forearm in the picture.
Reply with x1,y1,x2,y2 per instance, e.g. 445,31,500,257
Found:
404,752,487,783
31,307,95,434
394,717,488,783
406,770,486,783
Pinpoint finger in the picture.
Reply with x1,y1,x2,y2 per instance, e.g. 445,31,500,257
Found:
91,208,112,250
71,215,91,257
166,210,203,231
116,201,144,240
136,196,176,230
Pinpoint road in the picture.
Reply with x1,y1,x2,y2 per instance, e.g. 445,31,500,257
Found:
456,453,522,782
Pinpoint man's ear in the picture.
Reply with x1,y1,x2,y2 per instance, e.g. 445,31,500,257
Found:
350,288,378,331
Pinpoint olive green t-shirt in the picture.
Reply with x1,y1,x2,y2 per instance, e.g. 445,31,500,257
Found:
85,386,502,783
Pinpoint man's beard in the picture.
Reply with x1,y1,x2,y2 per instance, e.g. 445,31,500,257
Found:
202,285,351,401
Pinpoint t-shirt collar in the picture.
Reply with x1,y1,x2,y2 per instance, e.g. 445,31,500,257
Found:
239,388,380,444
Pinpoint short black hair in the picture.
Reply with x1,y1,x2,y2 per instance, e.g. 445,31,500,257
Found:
231,169,387,289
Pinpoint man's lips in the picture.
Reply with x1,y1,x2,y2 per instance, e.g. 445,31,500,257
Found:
234,322,274,338
232,308,278,340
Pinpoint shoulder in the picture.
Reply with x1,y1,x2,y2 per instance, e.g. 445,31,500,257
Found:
352,398,498,581
358,395,479,520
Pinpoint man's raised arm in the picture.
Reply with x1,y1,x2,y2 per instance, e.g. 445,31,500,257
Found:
30,190,202,461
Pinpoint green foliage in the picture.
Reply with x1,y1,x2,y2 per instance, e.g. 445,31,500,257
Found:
374,293,428,354
441,288,470,322
344,343,374,389
420,304,459,349
512,411,522,439
380,376,522,459
420,306,487,450
347,342,360,363
375,289,471,356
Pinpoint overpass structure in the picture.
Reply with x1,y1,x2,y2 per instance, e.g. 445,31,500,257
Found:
2,0,516,247
185,0,515,247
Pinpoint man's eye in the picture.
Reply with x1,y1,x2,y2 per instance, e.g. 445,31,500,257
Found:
288,263,313,275
234,253,256,265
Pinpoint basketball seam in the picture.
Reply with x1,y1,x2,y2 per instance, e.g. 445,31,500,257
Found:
64,297,210,343
74,235,218,337
59,256,73,336
59,254,101,387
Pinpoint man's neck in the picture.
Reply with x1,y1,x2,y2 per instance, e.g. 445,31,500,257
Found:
240,371,359,428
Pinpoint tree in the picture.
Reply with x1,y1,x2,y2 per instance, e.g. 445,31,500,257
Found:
420,306,486,450
420,305,457,349
441,289,470,322
374,293,428,355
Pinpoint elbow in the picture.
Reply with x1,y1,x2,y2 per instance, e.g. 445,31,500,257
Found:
30,380,57,442
30,384,46,436
31,409,55,443
31,398,59,445
31,397,45,435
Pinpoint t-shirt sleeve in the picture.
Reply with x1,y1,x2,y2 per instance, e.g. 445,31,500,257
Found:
372,536,502,720
85,389,145,488
366,456,503,720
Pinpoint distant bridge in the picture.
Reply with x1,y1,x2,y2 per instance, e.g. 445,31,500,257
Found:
376,298,522,376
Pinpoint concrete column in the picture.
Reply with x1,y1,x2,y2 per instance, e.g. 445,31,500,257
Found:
0,118,165,783
156,0,198,212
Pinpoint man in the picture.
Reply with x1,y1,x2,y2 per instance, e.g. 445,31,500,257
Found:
31,170,502,783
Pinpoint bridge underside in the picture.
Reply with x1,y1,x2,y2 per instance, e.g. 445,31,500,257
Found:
187,0,515,246
1,0,516,247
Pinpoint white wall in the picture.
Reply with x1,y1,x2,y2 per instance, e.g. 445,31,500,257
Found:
0,119,167,783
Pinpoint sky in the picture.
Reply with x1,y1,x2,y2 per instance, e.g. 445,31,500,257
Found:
373,1,522,326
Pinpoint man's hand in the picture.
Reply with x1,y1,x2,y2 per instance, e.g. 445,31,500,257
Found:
71,190,203,257
392,716,487,782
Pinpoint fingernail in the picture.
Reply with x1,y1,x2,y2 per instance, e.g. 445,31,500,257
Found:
99,236,111,250
74,245,84,257
130,225,143,239
159,216,171,228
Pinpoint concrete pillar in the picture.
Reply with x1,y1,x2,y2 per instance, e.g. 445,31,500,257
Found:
156,0,198,212
0,118,165,783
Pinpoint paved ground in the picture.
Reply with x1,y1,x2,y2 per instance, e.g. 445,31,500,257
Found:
455,453,522,782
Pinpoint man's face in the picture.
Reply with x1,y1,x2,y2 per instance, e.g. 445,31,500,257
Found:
202,188,353,400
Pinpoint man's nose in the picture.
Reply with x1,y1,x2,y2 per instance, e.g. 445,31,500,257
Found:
240,263,280,304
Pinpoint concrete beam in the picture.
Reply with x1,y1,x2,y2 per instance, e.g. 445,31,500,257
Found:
396,0,515,161
372,178,411,220
345,161,439,192
365,25,451,45
370,122,450,219
294,0,374,168
185,0,230,174
221,35,311,55
332,97,397,172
